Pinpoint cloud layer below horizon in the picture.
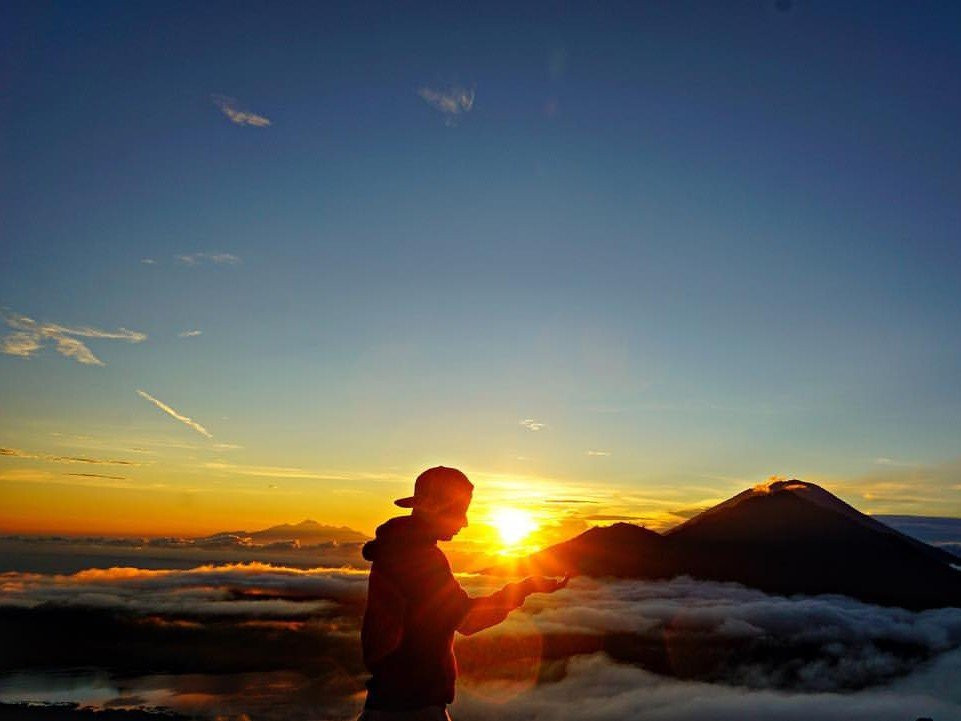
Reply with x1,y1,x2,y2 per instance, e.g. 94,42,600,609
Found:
1,563,960,720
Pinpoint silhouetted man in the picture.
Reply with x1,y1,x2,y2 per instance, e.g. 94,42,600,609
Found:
358,466,567,720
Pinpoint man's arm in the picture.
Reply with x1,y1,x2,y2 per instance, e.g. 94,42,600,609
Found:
457,576,568,636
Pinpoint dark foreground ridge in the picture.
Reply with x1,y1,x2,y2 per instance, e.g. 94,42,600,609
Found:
0,703,192,721
487,480,961,610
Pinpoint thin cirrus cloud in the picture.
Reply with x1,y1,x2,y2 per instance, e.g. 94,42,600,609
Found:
203,461,396,482
417,84,474,125
0,311,146,365
136,390,213,439
520,419,546,431
175,252,241,266
587,450,611,457
178,330,202,338
873,456,916,467
66,472,129,481
212,94,272,127
0,446,141,466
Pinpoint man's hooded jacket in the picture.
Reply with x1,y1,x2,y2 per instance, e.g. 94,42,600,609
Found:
360,514,474,710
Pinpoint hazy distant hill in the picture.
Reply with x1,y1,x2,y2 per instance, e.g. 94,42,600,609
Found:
199,519,369,546
490,480,961,610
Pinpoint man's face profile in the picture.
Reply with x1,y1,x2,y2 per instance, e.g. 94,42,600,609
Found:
419,498,470,541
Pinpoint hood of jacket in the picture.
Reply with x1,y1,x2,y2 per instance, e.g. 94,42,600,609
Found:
362,514,435,563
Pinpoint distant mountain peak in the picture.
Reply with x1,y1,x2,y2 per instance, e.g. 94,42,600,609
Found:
200,519,370,545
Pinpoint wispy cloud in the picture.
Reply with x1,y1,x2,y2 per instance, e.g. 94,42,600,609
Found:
586,450,611,457
212,94,272,127
820,458,961,515
1,311,146,365
0,447,141,466
0,468,54,483
417,84,475,125
213,442,243,450
203,461,395,482
520,419,546,431
1,332,41,357
1,472,166,491
175,252,241,266
136,390,213,439
178,330,203,338
60,455,139,466
873,456,916,467
45,434,243,456
140,258,156,265
66,472,129,481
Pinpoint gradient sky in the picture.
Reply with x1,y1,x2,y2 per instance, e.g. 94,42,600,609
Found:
2,1,961,539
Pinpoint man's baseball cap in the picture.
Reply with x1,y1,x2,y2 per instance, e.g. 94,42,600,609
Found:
395,466,473,510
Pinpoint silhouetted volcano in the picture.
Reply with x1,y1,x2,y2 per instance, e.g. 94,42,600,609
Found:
669,480,955,566
491,480,961,610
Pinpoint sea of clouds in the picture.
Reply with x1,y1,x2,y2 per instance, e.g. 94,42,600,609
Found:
2,562,960,719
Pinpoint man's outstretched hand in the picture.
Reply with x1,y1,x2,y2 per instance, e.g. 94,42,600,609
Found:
461,574,572,635
522,574,570,595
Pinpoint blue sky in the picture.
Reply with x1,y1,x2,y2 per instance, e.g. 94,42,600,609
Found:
2,0,961,534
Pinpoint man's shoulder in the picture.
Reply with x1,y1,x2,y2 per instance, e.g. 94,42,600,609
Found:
385,541,448,567
373,543,452,587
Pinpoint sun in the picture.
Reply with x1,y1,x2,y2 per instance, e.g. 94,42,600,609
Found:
490,507,537,547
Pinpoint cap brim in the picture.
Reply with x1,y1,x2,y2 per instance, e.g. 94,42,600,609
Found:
394,496,417,508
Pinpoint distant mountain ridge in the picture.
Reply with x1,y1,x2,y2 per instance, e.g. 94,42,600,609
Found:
489,480,961,610
198,519,369,547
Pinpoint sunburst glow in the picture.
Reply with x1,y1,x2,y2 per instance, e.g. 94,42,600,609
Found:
490,507,537,546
